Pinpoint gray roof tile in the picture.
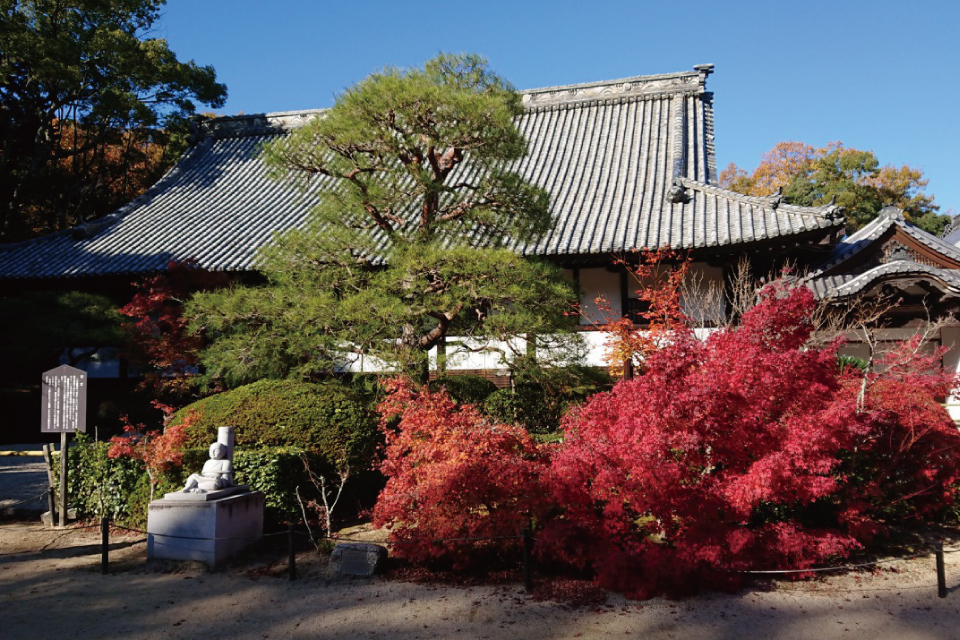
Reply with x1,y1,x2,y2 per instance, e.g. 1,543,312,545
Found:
0,66,844,280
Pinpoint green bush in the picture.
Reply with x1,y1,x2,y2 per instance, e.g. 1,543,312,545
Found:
69,438,145,524
484,367,615,434
484,384,559,434
69,437,202,529
837,354,869,372
170,378,380,470
233,445,383,527
429,374,497,407
232,446,311,520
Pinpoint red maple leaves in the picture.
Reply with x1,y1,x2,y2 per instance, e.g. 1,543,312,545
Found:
372,377,548,569
540,282,960,597
372,281,960,598
119,259,228,398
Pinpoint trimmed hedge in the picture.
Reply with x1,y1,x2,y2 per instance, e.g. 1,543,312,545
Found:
169,378,380,470
69,438,145,524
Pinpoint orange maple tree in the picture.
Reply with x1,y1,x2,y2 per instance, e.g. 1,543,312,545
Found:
719,141,946,234
594,248,691,377
372,377,548,569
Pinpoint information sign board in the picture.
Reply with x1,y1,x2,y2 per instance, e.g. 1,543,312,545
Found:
41,365,87,433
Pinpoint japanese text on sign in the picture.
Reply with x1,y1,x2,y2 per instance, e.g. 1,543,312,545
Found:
41,365,87,433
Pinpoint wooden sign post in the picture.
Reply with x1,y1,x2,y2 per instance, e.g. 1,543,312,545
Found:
41,365,87,528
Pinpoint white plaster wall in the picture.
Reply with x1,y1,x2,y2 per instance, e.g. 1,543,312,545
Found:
442,337,521,371
578,268,620,326
579,331,613,368
941,326,960,421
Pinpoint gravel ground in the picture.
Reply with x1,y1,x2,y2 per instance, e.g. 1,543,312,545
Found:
0,445,51,516
1,520,960,640
3,447,960,639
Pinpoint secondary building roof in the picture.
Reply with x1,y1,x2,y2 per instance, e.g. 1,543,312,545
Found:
806,206,960,301
0,65,844,281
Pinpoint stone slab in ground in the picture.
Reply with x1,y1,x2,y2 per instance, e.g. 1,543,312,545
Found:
330,542,388,576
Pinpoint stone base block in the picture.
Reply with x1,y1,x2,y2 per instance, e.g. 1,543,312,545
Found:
161,485,251,502
147,491,264,566
330,542,388,576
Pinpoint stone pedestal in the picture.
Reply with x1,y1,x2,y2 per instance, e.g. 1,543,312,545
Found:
147,490,264,566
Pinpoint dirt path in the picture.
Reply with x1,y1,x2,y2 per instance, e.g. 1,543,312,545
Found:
2,520,960,640
0,446,50,516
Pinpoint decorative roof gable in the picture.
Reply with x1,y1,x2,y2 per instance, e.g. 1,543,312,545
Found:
807,207,960,301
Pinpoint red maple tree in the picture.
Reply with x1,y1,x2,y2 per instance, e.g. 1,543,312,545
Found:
372,377,548,569
108,401,195,502
539,282,960,598
120,259,229,399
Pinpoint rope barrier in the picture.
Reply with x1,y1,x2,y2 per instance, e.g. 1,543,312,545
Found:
734,553,930,575
325,533,523,545
110,523,292,542
110,524,146,535
7,516,956,596
0,492,49,508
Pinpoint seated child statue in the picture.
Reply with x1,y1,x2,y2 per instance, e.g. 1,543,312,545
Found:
182,442,234,493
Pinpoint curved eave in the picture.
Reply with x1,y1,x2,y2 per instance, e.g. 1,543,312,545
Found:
809,261,960,300
812,207,960,279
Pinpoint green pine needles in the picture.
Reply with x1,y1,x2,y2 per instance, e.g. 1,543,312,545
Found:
188,54,580,384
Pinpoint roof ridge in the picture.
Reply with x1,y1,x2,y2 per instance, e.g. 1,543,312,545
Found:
199,66,716,139
521,65,712,108
201,109,326,139
811,207,960,278
831,262,960,298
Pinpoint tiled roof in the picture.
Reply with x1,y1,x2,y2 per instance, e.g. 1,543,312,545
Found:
806,207,960,298
0,65,844,280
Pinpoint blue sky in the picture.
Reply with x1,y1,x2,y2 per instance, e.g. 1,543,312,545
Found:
158,0,960,215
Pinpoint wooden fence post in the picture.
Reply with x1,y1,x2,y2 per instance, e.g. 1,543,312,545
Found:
101,517,109,575
58,433,68,528
937,542,947,598
522,528,533,593
42,445,56,525
288,524,297,581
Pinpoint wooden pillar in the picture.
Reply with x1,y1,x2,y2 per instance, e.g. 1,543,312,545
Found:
59,432,68,528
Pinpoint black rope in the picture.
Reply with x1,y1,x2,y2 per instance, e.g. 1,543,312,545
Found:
12,519,954,579
324,533,523,545
0,492,49,508
733,553,930,575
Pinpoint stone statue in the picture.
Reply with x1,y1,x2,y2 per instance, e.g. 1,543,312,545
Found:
182,442,234,493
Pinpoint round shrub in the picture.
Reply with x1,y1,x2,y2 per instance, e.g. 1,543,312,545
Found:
170,378,380,470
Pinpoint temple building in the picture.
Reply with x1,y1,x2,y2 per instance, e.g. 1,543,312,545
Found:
1,65,958,414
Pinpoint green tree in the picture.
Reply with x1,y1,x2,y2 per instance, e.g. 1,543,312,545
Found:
188,54,578,384
0,0,227,241
719,142,948,235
